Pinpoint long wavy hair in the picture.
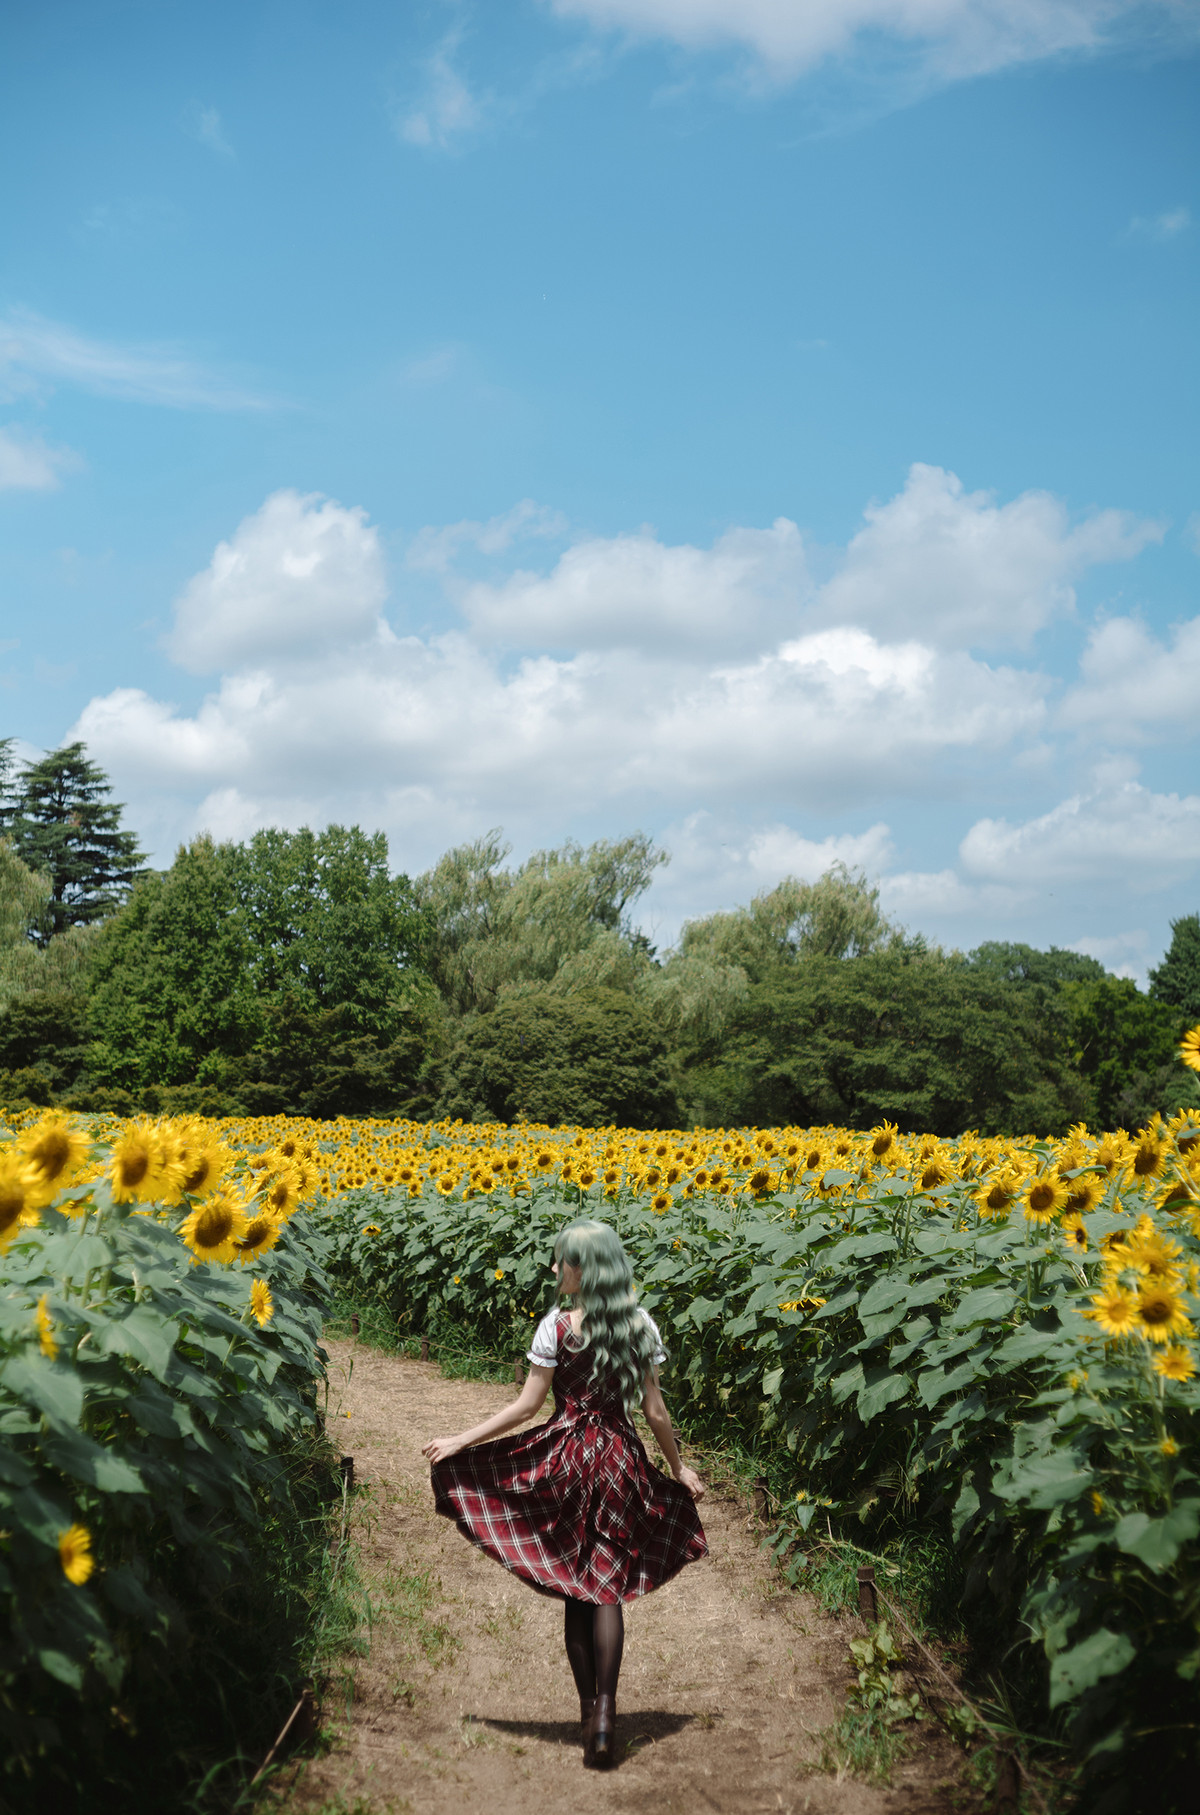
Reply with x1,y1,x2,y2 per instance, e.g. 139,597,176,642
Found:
554,1219,662,1416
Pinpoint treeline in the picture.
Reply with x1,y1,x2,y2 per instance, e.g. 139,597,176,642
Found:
2,741,1199,1134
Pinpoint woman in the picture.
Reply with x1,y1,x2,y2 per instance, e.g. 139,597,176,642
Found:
422,1218,707,1769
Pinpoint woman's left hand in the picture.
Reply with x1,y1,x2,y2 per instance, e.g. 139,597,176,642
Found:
422,1434,466,1464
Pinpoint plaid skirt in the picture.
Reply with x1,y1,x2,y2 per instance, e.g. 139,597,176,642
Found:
431,1404,708,1604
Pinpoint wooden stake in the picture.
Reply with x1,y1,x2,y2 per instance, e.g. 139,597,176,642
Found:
420,1337,429,1362
857,1564,878,1622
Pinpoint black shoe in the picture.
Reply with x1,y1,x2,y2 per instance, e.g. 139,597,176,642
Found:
586,1694,616,1769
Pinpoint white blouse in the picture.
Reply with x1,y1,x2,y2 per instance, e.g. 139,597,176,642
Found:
527,1306,668,1372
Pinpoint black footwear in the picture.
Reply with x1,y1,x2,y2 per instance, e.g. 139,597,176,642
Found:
580,1696,596,1760
586,1693,616,1769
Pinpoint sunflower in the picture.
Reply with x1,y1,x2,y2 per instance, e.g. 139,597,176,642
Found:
1063,1175,1105,1217
1060,1213,1088,1252
1088,1285,1140,1338
179,1190,250,1265
650,1191,672,1215
236,1209,283,1264
0,1154,36,1249
58,1523,94,1585
435,1173,458,1197
179,1137,233,1199
747,1166,774,1197
1179,1025,1200,1073
1125,1227,1184,1281
18,1114,90,1205
578,1167,597,1190
920,1155,955,1191
974,1167,1023,1222
1136,1284,1194,1344
533,1150,555,1174
1023,1171,1070,1225
1153,1345,1196,1382
494,1268,504,1281
869,1123,898,1160
36,1294,58,1359
110,1121,186,1205
1128,1128,1169,1181
1171,1110,1200,1157
249,1279,275,1327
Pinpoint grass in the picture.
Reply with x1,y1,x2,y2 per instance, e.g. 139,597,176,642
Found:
815,1702,916,1786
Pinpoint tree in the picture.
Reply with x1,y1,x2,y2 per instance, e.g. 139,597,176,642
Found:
87,837,260,1092
416,831,665,1014
3,742,145,942
1149,914,1200,1021
675,948,1090,1136
966,942,1108,993
1059,975,1197,1128
86,825,433,1113
434,987,681,1128
0,839,97,1106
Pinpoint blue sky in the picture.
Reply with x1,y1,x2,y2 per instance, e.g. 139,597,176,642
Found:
1,0,1198,975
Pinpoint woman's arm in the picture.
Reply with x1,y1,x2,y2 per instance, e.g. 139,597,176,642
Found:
421,1365,554,1464
643,1371,705,1502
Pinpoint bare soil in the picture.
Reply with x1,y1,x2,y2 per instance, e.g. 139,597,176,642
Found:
275,1340,968,1815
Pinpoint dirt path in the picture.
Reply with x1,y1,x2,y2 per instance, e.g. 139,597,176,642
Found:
278,1340,964,1815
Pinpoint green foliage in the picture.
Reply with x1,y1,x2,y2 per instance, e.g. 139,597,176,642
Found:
415,830,664,1014
1060,975,1196,1128
321,1146,1200,1807
433,985,681,1127
1149,913,1200,1020
87,826,432,1111
676,949,1089,1134
0,1150,335,1813
0,744,145,943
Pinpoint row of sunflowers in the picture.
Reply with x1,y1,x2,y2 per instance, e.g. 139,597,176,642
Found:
0,1111,330,1798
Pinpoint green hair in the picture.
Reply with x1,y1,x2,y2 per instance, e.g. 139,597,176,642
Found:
554,1219,662,1416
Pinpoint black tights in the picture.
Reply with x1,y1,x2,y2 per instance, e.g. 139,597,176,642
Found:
563,1599,624,1704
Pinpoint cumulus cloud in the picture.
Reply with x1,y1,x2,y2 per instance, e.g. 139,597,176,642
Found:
75,488,1050,856
819,463,1161,649
0,309,269,411
960,781,1200,888
546,0,1185,82
1062,613,1200,739
461,517,809,652
166,490,388,673
0,425,79,490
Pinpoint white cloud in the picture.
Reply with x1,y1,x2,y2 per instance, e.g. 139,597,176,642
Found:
407,499,570,575
461,517,809,651
877,867,1027,922
546,1,1186,82
960,781,1200,889
397,33,484,149
1127,204,1191,241
819,463,1160,649
1062,613,1200,740
166,490,388,674
0,425,79,491
184,104,234,159
0,309,269,411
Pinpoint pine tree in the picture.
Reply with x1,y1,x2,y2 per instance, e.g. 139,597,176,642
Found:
1149,914,1200,1020
5,742,146,942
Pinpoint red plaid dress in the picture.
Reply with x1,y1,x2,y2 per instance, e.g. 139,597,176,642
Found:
430,1311,707,1604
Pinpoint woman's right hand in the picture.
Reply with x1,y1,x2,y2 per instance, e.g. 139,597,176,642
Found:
422,1434,465,1464
676,1464,705,1502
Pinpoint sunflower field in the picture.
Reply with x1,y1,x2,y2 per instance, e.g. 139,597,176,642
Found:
0,1113,332,1811
4,1025,1200,1806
